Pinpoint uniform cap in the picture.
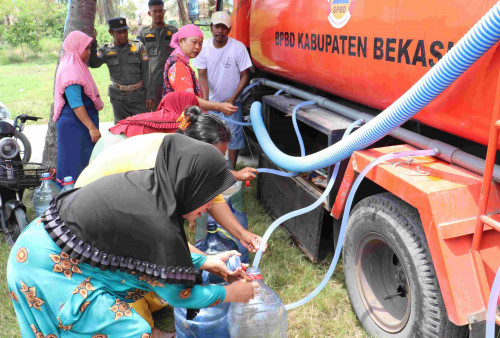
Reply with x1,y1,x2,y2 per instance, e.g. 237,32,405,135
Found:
108,17,129,31
211,11,231,28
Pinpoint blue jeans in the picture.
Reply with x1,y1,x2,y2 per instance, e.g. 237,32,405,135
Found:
212,101,245,150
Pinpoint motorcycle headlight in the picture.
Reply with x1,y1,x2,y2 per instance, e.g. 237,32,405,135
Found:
0,138,19,159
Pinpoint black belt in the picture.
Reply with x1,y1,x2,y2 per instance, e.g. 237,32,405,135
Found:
42,203,202,288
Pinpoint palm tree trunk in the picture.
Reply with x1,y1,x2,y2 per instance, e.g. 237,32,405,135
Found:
177,0,189,25
42,0,97,171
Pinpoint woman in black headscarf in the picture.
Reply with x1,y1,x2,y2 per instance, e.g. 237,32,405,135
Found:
7,134,258,337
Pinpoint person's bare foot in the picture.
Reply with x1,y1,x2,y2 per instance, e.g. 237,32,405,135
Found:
151,326,175,338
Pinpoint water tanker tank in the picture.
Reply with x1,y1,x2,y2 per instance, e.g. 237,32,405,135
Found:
247,0,500,146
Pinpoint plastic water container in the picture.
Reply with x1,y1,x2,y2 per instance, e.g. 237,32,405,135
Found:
226,255,241,272
223,181,243,211
59,176,75,194
195,219,238,284
174,302,230,337
33,173,61,217
195,219,239,255
214,201,249,263
226,199,249,263
228,267,288,337
174,270,230,337
195,212,209,242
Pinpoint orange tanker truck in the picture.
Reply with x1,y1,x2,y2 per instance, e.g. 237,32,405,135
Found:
203,0,500,336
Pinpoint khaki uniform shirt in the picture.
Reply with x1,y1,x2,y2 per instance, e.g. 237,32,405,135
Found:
137,24,178,87
89,39,154,102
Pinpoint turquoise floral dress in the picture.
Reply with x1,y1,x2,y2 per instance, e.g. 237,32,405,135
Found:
7,219,225,337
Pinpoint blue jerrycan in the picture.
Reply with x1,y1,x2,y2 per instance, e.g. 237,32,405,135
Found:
195,219,238,284
174,270,230,337
225,199,249,263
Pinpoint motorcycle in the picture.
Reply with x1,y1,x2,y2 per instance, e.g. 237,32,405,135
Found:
0,114,46,246
0,101,33,163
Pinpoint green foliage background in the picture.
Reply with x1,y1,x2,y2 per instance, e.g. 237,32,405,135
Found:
0,0,66,57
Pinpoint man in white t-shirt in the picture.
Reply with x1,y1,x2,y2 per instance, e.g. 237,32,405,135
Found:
193,11,252,169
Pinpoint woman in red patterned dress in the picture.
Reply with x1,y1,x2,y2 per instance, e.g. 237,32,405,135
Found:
163,24,204,98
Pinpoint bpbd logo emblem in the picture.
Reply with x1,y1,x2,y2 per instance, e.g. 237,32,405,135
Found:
328,0,356,29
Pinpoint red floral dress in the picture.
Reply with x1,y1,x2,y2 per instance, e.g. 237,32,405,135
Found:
162,51,202,98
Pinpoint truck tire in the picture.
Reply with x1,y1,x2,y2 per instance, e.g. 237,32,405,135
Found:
14,131,31,163
343,193,468,337
4,208,28,247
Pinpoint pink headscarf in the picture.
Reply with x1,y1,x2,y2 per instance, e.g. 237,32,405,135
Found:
53,31,104,122
169,24,204,59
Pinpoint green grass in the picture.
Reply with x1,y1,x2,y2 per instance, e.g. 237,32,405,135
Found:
0,33,214,124
0,40,115,124
0,179,366,336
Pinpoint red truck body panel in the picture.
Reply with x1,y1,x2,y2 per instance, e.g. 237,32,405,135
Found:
244,0,500,147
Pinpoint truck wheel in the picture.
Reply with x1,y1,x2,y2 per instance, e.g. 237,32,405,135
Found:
4,208,28,247
343,193,468,337
14,131,31,163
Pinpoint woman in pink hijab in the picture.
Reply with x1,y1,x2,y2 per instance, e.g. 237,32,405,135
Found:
53,31,104,184
162,24,204,98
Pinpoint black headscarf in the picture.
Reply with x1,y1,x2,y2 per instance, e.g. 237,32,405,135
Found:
51,134,236,278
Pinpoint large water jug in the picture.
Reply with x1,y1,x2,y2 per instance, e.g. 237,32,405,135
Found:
223,181,243,211
195,219,238,284
195,212,209,242
174,301,230,337
33,173,61,217
59,176,75,194
214,201,249,264
228,267,288,337
174,270,230,337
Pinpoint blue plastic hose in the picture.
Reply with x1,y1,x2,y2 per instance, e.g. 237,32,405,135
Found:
213,111,295,177
257,101,315,176
252,119,364,268
216,113,252,126
255,168,296,177
486,265,500,337
282,149,437,310
292,101,315,156
214,101,320,177
210,111,252,126
250,3,500,173
239,82,260,103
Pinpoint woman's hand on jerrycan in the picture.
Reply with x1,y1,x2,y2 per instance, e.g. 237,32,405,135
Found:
224,279,259,303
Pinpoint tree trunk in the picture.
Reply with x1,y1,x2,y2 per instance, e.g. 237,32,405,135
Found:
103,0,113,23
208,0,216,16
42,0,97,171
96,0,105,24
177,0,189,25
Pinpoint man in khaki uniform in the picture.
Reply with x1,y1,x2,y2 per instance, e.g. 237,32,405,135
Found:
137,0,178,110
90,17,154,123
